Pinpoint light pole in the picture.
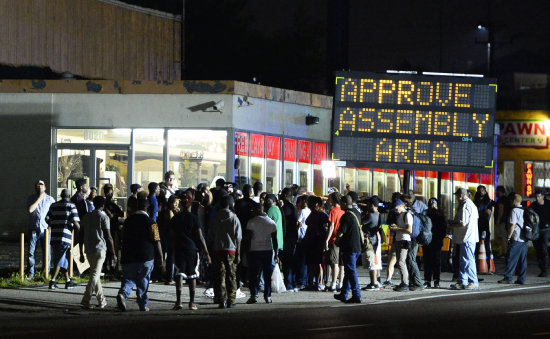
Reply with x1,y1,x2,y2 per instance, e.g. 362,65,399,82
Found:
476,24,494,76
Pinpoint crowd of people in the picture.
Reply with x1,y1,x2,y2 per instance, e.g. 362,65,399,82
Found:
25,173,550,310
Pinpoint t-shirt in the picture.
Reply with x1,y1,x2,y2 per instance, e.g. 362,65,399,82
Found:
169,210,202,255
395,211,413,242
81,209,110,255
338,210,362,254
362,211,380,236
453,198,480,244
531,200,550,228
304,210,329,243
27,193,55,232
297,207,311,241
235,197,258,233
247,215,277,251
495,196,511,225
282,200,298,240
267,205,284,250
509,207,525,242
147,195,159,222
328,206,345,245
121,211,160,264
46,200,80,245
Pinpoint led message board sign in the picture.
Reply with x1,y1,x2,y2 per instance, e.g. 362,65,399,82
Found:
332,71,497,173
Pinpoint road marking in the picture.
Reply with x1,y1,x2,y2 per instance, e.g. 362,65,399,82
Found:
508,308,550,314
372,285,550,304
532,332,550,336
306,324,372,331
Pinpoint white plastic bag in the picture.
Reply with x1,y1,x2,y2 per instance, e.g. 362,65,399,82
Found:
271,264,286,293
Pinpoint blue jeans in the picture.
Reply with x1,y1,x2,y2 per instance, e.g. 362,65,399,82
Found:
119,260,155,310
459,241,478,286
340,252,361,300
295,242,308,286
27,230,49,275
249,250,274,299
504,240,528,283
282,240,297,290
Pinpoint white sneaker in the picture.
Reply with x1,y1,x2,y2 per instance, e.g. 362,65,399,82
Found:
236,288,246,299
204,288,215,298
98,299,107,309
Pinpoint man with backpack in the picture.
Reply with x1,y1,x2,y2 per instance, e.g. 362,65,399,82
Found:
404,194,426,291
498,194,529,285
449,188,479,290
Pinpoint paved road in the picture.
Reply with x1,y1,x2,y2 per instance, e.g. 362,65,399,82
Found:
1,261,550,339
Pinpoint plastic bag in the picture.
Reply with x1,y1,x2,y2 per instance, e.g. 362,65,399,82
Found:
271,264,286,293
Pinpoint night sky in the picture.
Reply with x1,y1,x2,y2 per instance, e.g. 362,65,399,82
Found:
112,0,550,93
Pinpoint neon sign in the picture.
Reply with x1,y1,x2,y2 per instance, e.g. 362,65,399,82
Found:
525,162,533,197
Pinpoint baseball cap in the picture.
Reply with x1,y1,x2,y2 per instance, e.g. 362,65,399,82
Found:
35,180,45,185
394,199,404,207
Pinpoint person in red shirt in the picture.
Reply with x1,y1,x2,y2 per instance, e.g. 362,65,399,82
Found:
324,192,345,292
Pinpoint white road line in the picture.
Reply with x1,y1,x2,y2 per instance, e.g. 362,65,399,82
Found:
507,308,550,314
306,324,372,331
371,285,550,304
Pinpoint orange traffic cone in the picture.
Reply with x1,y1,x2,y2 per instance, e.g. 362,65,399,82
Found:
489,253,496,273
477,239,489,274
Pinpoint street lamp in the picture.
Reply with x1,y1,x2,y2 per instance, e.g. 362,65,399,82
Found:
476,23,494,76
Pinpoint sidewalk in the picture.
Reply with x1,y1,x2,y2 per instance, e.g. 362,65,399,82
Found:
1,256,549,314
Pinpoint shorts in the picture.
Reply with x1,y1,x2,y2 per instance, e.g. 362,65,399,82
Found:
363,234,382,271
327,244,341,266
52,242,71,270
175,251,200,279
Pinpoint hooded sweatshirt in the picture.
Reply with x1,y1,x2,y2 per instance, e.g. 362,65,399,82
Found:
208,208,242,253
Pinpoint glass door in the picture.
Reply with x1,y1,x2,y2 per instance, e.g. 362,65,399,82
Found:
56,146,129,210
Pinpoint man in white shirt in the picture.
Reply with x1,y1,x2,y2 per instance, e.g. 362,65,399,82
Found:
449,188,479,290
499,194,528,285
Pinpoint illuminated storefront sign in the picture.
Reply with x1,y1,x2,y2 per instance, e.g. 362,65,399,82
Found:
284,138,297,162
250,134,265,158
299,140,312,163
525,162,533,197
313,142,328,165
235,132,249,156
332,71,497,173
498,120,549,148
266,136,281,160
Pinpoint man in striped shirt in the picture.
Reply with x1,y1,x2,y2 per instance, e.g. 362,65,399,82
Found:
46,189,80,290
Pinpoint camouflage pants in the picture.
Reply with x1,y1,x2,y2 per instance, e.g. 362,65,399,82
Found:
213,253,237,304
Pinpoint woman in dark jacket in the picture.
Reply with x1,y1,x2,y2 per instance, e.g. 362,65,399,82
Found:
424,198,447,288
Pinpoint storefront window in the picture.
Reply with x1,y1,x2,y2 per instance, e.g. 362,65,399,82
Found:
313,142,328,196
235,132,249,189
250,134,265,188
497,160,515,195
343,168,356,193
57,129,131,144
385,170,400,201
357,169,372,198
134,129,164,189
266,136,281,194
298,140,312,191
373,169,385,199
57,149,91,199
168,130,227,189
284,138,297,187
531,161,550,193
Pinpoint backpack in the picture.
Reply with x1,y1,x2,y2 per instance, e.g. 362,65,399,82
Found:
407,209,433,246
521,207,540,241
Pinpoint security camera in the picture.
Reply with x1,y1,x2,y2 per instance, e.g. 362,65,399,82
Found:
213,100,224,111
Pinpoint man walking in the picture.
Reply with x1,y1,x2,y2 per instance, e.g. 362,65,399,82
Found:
26,180,55,279
46,189,80,290
333,195,362,303
79,196,116,309
117,192,164,312
170,190,211,310
208,195,242,308
449,188,479,290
